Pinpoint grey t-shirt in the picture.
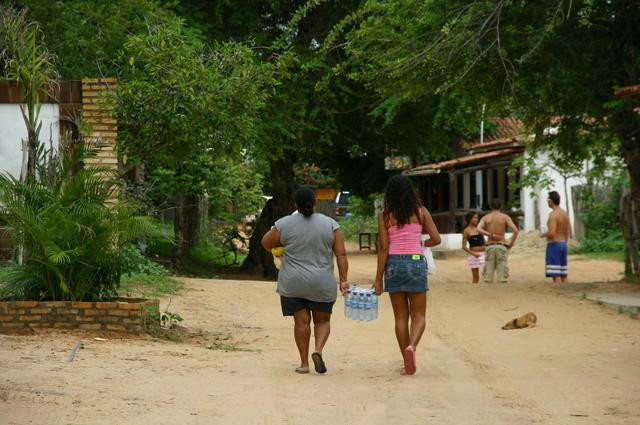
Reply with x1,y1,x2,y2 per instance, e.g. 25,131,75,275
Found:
275,213,340,303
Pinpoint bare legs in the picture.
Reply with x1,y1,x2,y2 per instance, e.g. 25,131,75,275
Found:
407,292,427,348
389,291,427,374
471,268,480,283
551,276,568,283
389,293,410,351
311,311,331,353
293,309,311,370
292,309,331,372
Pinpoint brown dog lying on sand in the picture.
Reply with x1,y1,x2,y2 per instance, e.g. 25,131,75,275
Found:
502,312,537,330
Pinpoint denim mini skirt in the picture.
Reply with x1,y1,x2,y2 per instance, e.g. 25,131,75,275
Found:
384,254,428,292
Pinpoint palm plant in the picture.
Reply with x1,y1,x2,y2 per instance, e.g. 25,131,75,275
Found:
0,136,171,301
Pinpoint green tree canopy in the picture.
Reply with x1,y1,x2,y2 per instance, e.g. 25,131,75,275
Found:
343,0,638,165
115,14,271,257
10,0,165,78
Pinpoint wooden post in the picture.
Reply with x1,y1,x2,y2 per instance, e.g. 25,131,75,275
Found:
475,170,483,209
448,170,456,233
463,173,471,209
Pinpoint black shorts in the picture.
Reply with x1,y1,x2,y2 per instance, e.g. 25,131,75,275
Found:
280,297,335,316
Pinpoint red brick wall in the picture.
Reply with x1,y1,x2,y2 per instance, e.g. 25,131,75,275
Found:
0,297,158,334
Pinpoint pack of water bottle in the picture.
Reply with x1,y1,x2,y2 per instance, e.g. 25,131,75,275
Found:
344,285,378,321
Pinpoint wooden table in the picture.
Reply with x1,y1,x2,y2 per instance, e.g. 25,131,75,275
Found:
358,232,378,251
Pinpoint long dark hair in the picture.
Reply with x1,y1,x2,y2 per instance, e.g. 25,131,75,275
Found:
464,212,479,228
383,174,422,226
295,187,316,217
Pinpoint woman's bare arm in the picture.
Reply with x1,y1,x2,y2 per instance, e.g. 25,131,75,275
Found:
374,213,389,295
421,207,441,247
261,227,281,251
462,229,473,255
477,217,492,237
333,229,349,295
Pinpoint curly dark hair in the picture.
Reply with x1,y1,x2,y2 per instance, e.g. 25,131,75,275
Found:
383,174,422,226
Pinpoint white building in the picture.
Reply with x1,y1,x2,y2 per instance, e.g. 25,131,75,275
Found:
404,118,591,249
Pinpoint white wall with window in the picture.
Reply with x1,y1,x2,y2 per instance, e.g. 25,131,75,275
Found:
0,103,60,179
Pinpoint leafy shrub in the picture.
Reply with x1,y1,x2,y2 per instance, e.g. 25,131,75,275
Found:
339,215,378,240
0,140,171,301
120,243,169,276
349,193,383,217
572,179,626,254
188,238,237,266
207,159,265,223
571,230,624,254
0,266,9,284
146,222,174,257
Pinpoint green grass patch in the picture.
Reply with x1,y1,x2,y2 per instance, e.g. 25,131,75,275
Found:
180,239,246,278
189,240,239,266
573,251,624,263
119,272,182,298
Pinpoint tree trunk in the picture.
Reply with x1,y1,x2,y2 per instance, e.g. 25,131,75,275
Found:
133,163,145,200
174,193,205,262
563,175,571,223
622,147,640,277
241,153,297,279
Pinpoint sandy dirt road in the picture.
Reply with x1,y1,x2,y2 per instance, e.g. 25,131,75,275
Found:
1,249,639,425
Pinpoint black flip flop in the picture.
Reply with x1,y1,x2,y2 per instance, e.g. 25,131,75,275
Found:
311,352,327,374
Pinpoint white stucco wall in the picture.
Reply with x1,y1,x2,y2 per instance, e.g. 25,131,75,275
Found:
0,103,60,179
433,233,516,252
522,151,587,233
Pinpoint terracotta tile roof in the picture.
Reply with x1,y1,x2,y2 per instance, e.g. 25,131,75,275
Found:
404,147,524,176
614,85,640,97
461,118,524,151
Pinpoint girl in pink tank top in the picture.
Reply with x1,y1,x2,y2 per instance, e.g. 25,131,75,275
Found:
374,174,441,375
387,222,423,254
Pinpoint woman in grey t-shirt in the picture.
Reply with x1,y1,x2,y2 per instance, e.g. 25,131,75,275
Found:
262,188,349,374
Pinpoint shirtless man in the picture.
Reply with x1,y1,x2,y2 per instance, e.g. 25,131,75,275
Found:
477,198,519,283
541,191,571,282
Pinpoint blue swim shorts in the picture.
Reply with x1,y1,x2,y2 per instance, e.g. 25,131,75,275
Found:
384,254,428,292
545,241,568,277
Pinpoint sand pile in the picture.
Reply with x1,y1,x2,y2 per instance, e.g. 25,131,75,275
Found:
510,231,546,256
509,231,578,257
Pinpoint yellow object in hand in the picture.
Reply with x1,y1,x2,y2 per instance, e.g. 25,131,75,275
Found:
271,246,284,257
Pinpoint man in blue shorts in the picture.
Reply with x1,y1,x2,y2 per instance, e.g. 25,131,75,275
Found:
541,191,571,282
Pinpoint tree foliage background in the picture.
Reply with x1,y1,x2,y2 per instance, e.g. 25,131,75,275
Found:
2,0,638,276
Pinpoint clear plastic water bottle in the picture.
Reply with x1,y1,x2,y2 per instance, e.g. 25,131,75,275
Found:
344,289,351,318
372,293,378,320
357,292,366,321
350,290,357,320
365,293,373,321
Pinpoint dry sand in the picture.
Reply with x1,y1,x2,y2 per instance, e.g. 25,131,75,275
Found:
1,247,639,425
